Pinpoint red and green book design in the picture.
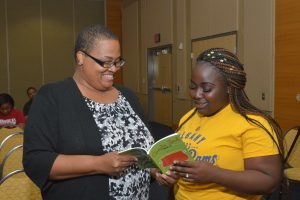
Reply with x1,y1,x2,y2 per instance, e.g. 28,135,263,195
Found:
119,133,193,174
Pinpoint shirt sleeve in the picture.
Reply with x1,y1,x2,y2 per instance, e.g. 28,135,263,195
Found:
242,118,279,158
15,109,26,124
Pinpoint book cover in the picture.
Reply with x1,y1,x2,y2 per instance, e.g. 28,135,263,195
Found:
119,133,193,174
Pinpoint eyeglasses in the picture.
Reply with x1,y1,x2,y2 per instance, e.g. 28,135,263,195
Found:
81,50,126,68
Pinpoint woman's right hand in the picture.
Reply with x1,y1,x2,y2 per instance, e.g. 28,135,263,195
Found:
154,169,179,187
97,152,138,176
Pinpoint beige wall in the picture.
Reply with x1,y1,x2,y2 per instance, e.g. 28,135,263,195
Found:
122,0,276,125
190,0,238,39
0,0,105,109
0,0,9,93
122,0,139,92
242,0,275,114
139,0,174,94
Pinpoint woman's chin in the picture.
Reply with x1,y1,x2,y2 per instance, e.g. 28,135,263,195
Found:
195,102,208,110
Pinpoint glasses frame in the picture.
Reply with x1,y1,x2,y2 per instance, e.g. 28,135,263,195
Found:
80,50,125,68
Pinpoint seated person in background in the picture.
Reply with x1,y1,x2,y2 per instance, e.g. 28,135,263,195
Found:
0,93,25,129
23,86,37,117
157,48,284,200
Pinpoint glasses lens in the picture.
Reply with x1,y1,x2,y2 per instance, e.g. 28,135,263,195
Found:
116,59,125,67
88,55,125,68
106,59,125,68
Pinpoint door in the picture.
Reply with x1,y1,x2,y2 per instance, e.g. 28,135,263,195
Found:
148,46,173,127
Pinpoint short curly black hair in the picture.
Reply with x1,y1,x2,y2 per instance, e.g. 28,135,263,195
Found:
74,24,118,57
0,93,15,108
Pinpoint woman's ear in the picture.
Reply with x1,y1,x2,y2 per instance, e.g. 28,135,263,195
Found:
76,51,84,65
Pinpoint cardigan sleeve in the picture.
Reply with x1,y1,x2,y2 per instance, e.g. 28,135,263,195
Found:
23,84,59,189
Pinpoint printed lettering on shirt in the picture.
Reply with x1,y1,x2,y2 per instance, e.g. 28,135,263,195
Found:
179,129,219,165
0,118,17,127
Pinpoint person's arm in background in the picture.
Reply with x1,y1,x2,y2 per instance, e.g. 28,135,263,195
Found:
18,122,25,129
16,109,25,129
23,102,29,119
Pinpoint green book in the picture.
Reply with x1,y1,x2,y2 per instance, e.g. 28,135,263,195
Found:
119,133,193,174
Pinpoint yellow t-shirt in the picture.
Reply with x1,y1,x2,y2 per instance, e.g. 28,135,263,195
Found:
175,104,279,200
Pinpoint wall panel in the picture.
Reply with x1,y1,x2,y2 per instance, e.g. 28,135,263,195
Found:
0,0,8,92
141,0,173,48
243,0,275,113
174,0,190,99
122,0,139,91
0,0,106,108
42,0,74,83
190,0,237,39
74,0,106,39
106,0,122,39
275,0,300,131
7,0,42,109
106,0,123,84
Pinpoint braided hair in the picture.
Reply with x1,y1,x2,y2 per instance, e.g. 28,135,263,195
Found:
197,48,284,158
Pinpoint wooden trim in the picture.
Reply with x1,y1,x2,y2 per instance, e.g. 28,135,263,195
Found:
106,0,123,84
275,0,300,131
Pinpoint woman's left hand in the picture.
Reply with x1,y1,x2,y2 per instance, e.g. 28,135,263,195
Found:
170,155,282,194
169,160,214,184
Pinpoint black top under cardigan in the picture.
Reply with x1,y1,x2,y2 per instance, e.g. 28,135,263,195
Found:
23,77,148,200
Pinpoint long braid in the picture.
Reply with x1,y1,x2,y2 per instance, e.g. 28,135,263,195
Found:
197,48,284,159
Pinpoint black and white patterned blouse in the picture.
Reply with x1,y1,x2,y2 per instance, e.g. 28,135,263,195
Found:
84,92,154,200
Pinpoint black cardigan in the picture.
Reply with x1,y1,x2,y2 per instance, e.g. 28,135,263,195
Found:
23,77,147,200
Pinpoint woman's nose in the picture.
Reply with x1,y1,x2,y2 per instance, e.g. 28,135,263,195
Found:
195,88,204,98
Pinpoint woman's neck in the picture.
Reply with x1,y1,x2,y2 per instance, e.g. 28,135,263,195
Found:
73,73,117,103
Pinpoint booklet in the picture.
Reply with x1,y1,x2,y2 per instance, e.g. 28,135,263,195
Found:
119,133,193,174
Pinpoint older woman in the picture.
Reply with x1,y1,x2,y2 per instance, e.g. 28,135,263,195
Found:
23,25,155,200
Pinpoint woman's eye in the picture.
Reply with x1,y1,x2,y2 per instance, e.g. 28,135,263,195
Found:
189,83,197,89
203,88,212,93
189,82,213,92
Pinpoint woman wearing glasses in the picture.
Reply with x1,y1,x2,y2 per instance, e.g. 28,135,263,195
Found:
23,25,158,200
